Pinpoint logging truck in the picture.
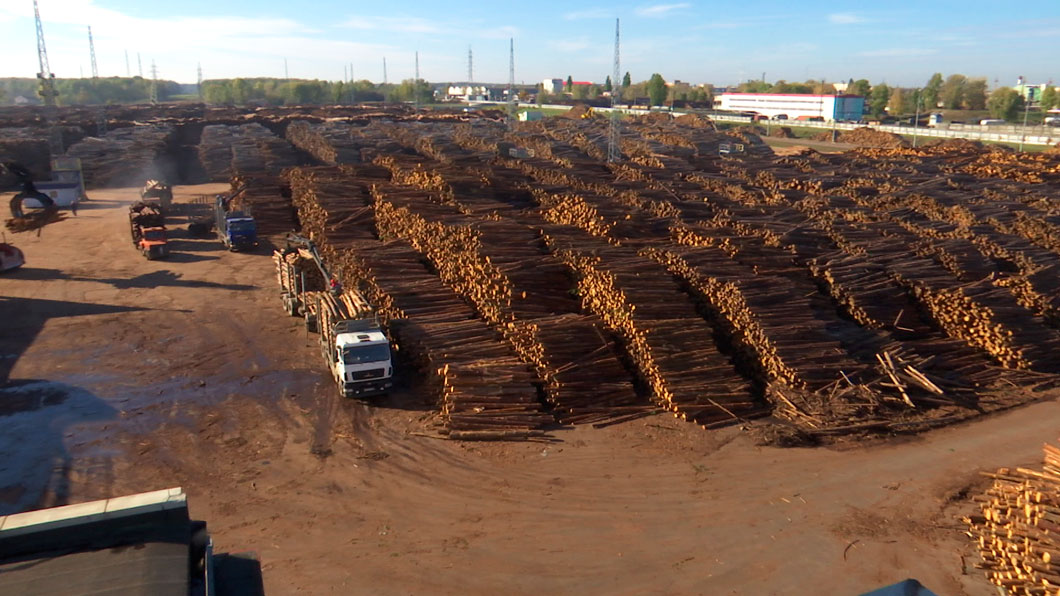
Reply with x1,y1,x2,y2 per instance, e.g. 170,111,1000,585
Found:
129,201,169,260
274,235,393,398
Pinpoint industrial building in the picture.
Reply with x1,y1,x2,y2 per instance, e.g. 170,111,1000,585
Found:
715,93,865,121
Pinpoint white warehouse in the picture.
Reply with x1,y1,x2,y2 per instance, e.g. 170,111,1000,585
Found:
715,93,865,121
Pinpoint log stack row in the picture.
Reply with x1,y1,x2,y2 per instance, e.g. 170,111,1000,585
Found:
967,442,1060,595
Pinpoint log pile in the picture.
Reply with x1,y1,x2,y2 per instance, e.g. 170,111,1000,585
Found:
198,123,300,181
966,441,1060,594
65,125,175,188
285,120,364,165
229,175,295,236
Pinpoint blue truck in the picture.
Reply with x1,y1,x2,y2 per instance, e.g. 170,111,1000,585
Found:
214,189,257,251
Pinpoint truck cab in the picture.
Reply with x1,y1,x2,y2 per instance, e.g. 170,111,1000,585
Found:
330,321,394,397
139,227,169,259
223,211,257,251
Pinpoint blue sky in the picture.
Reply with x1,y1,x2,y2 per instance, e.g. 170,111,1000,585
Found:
0,1,1056,87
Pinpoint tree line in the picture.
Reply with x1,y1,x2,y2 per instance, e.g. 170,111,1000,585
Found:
538,72,713,106
200,78,431,106
0,77,182,106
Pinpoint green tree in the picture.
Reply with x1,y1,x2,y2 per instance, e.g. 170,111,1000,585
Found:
1039,86,1057,111
647,73,667,106
566,75,573,91
987,87,1023,121
964,79,988,110
922,73,943,108
622,72,631,88
940,74,967,109
888,87,906,115
604,76,612,92
848,79,871,97
572,84,590,100
869,83,890,118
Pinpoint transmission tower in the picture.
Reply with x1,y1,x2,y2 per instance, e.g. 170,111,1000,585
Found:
88,26,98,78
383,57,388,85
125,50,130,76
607,18,621,163
197,63,203,100
150,60,158,104
284,58,289,81
137,52,142,77
507,38,516,128
414,51,420,111
467,45,473,83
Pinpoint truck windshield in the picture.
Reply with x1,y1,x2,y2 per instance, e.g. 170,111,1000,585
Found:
229,221,255,232
143,230,165,241
343,344,390,365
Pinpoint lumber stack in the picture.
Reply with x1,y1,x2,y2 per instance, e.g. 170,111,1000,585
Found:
229,175,295,236
967,442,1060,595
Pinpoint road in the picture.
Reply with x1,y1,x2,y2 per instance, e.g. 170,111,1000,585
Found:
2,185,1052,595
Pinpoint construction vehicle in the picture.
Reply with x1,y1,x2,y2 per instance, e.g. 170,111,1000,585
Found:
0,239,25,272
129,201,169,260
140,179,173,212
0,487,264,595
215,189,257,251
275,234,393,398
3,161,55,220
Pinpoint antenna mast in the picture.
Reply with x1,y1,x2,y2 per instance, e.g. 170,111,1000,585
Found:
507,38,516,128
608,18,621,163
88,26,98,78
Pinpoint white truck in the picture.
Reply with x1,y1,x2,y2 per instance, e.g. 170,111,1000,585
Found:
274,234,393,398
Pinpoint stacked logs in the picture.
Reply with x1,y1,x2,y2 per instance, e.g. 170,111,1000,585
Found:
199,123,300,181
966,441,1060,594
285,120,364,165
549,232,763,427
229,175,296,236
65,125,175,188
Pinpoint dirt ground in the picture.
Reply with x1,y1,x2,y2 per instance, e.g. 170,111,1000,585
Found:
2,184,1054,595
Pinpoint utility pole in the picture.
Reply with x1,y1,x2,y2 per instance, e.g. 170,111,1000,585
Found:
88,26,98,78
507,38,515,128
125,50,130,77
912,88,921,148
608,19,621,163
150,60,158,104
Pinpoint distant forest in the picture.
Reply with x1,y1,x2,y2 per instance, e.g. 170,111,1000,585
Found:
0,76,430,107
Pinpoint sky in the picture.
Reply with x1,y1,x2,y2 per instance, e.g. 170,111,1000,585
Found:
0,1,1056,88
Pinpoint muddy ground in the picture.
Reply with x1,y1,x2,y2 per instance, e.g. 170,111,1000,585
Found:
2,184,1053,595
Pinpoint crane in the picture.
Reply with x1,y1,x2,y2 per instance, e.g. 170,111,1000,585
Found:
33,1,63,155
33,1,58,108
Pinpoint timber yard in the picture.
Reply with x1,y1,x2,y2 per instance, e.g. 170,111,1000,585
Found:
5,100,1060,595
